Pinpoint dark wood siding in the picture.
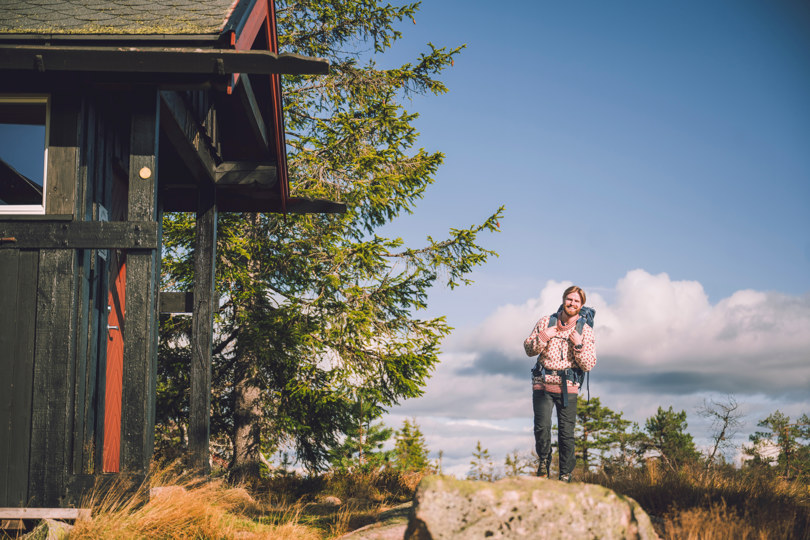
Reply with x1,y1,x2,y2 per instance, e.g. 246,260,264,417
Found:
0,249,39,507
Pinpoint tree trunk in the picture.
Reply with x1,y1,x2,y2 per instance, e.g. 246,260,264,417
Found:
230,349,263,481
229,212,264,482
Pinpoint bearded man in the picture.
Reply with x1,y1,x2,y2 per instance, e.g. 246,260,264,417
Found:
523,285,597,481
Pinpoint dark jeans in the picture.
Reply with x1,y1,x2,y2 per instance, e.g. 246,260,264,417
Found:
533,389,577,477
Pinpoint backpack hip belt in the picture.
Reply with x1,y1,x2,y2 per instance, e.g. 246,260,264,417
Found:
532,364,581,408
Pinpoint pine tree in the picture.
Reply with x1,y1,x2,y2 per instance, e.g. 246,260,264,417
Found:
393,418,431,473
468,441,497,481
640,406,700,471
575,397,631,472
158,0,503,475
503,449,535,477
745,411,810,479
328,399,393,473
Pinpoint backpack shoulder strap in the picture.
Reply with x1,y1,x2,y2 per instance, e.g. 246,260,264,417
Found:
547,313,558,328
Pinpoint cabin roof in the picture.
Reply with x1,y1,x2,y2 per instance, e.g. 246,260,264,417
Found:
0,0,247,36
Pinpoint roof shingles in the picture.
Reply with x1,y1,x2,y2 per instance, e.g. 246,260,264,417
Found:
0,0,243,35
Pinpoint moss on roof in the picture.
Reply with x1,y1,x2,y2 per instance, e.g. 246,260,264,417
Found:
0,0,245,35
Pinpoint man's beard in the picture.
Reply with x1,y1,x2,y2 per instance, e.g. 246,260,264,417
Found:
564,305,580,317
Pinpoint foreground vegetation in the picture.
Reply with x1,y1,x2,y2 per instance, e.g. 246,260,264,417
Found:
585,463,810,540
66,465,422,539
27,459,796,539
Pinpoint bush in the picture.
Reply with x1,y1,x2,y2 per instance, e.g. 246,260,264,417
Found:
584,462,810,539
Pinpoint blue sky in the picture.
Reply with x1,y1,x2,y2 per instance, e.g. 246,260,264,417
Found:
376,0,810,476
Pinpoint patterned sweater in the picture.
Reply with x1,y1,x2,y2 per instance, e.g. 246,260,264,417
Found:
523,313,597,393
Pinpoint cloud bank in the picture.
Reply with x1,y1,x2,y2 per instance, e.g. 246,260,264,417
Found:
456,269,810,397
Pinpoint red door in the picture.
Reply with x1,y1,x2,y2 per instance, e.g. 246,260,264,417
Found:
102,250,125,472
102,167,128,473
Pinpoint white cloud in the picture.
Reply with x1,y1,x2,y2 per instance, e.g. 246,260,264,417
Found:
451,269,810,394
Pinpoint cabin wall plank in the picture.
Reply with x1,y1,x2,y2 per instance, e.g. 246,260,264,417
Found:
29,248,76,506
0,250,36,507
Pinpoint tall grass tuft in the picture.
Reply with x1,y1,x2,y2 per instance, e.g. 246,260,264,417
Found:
70,463,320,539
585,462,810,539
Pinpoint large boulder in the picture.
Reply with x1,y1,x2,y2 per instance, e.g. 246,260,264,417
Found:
404,476,659,539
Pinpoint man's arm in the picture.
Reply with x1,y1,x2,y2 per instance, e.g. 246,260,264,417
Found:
523,315,555,356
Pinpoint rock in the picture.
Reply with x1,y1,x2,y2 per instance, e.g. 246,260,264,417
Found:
338,502,412,540
21,518,72,540
149,485,187,500
307,495,344,516
320,495,343,506
404,476,659,540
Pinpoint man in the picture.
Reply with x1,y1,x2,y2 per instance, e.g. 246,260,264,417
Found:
523,285,597,481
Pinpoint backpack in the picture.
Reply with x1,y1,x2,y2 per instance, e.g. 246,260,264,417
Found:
531,306,595,403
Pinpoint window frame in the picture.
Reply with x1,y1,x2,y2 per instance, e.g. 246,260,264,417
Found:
0,94,50,215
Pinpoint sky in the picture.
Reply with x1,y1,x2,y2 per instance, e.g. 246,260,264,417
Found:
375,0,810,477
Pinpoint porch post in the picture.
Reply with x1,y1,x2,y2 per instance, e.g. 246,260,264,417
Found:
121,89,161,473
189,181,217,472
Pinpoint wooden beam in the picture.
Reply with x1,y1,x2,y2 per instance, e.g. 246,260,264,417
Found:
161,190,346,214
188,182,217,473
0,45,329,76
120,91,161,474
0,221,158,249
159,292,194,314
159,91,216,186
159,292,219,314
216,162,277,187
0,508,91,521
233,74,269,151
45,94,81,215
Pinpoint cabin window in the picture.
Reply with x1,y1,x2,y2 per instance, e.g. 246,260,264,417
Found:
0,95,48,214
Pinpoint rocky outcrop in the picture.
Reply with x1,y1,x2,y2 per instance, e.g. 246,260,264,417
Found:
404,476,659,539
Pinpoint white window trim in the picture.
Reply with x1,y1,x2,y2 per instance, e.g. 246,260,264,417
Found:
0,94,49,215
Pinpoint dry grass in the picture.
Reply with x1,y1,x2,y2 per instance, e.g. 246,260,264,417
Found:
585,463,810,539
66,466,424,539
70,464,321,540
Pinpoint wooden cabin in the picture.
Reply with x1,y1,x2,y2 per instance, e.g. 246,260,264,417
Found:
0,0,334,508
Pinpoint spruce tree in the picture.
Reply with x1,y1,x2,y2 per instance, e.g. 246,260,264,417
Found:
393,418,432,473
158,0,503,475
328,399,394,473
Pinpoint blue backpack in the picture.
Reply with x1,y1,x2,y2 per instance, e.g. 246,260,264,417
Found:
531,306,595,405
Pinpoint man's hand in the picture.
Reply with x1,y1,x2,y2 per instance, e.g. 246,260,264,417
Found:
569,330,583,347
544,326,559,339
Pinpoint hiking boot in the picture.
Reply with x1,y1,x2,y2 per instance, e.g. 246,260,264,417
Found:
558,473,572,483
536,461,550,478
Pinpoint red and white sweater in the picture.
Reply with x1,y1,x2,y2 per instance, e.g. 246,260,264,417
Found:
523,314,597,393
